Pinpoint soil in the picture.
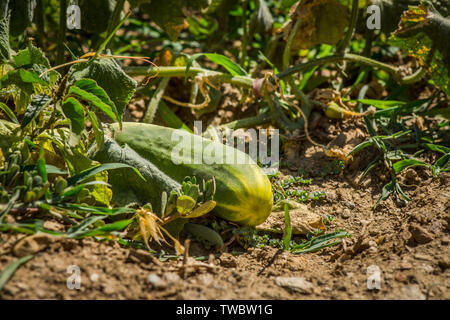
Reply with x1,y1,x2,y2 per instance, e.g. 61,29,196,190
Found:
1,89,449,301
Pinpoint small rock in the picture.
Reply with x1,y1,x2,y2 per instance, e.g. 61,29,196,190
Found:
413,253,433,261
400,285,425,300
409,224,433,244
437,256,450,270
441,237,449,245
368,246,378,253
342,209,351,219
219,253,237,268
147,274,166,289
127,249,163,266
343,201,356,209
274,277,313,294
394,272,407,283
12,233,55,257
164,273,181,283
368,240,377,247
90,273,100,282
326,191,337,202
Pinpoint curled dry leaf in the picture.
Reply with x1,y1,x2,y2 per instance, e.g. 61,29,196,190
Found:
257,199,326,235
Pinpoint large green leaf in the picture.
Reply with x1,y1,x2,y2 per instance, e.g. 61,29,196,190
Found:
21,94,51,129
61,97,85,146
390,2,450,95
0,102,19,124
68,79,119,124
0,15,11,63
69,58,136,118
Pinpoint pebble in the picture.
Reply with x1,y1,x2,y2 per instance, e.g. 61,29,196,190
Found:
342,209,351,219
274,277,313,294
409,224,433,244
90,273,100,282
394,272,407,283
413,254,433,261
343,201,356,209
147,274,166,289
164,273,181,283
441,237,449,245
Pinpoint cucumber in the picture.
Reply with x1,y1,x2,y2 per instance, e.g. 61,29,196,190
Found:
100,122,273,227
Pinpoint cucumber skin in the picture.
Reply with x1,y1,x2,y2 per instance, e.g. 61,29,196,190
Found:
109,122,273,227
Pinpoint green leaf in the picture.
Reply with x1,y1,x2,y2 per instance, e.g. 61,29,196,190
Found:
13,43,51,68
426,144,450,154
87,111,104,150
66,215,107,238
176,195,197,215
67,162,146,186
348,139,373,156
375,180,395,209
184,222,224,248
0,189,20,224
0,255,34,291
53,203,135,215
69,79,119,124
61,97,85,146
183,200,216,219
45,165,68,175
37,146,47,182
348,99,406,110
69,58,137,118
0,102,19,124
21,94,51,129
187,53,248,77
291,230,350,254
0,15,11,63
74,218,133,238
393,159,429,174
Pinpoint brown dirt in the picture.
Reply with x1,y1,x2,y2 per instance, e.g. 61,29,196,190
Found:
1,95,449,301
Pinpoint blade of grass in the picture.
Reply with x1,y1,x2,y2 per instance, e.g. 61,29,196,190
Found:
0,255,34,291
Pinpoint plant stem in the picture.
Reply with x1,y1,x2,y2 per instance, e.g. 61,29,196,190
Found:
105,0,125,50
277,53,425,85
143,77,170,124
282,18,311,129
337,0,359,53
240,0,249,70
56,0,67,66
124,66,254,88
218,112,276,130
